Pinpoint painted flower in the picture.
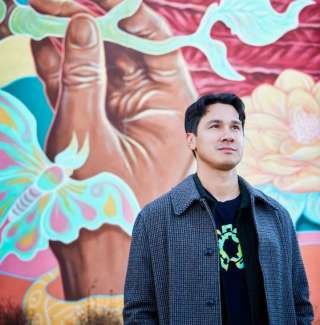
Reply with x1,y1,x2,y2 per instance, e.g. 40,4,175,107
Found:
239,69,320,193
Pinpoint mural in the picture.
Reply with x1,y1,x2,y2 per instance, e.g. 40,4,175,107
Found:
0,0,319,323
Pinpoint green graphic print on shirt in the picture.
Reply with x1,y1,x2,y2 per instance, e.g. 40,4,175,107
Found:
217,224,244,271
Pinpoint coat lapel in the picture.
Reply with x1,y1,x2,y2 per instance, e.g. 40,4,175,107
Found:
170,175,201,216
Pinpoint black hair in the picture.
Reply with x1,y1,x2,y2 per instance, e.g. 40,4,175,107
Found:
184,93,245,135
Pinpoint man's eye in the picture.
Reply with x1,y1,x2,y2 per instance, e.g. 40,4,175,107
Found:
209,124,219,128
232,125,240,130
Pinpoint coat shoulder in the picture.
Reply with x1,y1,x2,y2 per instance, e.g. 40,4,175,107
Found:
138,189,174,228
240,176,289,219
253,187,292,224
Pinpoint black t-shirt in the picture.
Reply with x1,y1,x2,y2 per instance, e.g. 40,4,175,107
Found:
215,196,252,325
193,174,252,325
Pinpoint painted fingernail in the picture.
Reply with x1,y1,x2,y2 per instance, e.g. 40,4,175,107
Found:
68,16,98,48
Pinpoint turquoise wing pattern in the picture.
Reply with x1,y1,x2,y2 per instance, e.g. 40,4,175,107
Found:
0,89,140,262
0,194,53,261
0,90,50,227
41,173,140,243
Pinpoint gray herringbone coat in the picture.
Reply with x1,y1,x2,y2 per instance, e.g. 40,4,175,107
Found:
123,175,313,325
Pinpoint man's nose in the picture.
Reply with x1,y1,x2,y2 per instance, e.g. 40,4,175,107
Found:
220,128,234,142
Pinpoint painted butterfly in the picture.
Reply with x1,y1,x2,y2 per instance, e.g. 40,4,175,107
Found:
0,90,140,262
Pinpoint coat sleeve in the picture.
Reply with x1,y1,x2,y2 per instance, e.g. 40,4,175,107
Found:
123,211,159,325
284,210,314,325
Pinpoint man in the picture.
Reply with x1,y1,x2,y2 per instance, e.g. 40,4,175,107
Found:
123,93,313,324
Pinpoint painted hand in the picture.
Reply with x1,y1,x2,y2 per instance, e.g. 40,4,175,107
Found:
0,0,14,39
30,0,196,204
29,0,196,300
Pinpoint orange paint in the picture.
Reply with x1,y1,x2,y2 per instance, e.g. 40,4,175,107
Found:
16,230,37,251
0,274,31,305
0,108,17,130
301,245,320,322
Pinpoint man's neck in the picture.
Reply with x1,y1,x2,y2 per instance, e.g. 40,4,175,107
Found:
197,165,240,202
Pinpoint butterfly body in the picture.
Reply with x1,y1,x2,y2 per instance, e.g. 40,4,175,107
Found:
36,164,65,191
7,185,41,222
8,164,66,222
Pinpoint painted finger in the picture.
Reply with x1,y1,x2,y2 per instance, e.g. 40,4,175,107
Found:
46,13,108,158
29,0,89,16
31,38,61,108
91,0,182,72
46,14,128,177
0,0,15,39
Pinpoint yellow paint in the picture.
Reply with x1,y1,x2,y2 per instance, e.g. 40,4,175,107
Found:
33,146,46,169
23,268,124,324
58,190,73,212
39,195,49,212
18,230,36,250
104,196,116,216
0,35,35,87
8,177,31,185
0,108,17,129
65,182,85,194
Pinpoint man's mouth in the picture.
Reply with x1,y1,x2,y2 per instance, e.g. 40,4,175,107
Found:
218,147,237,153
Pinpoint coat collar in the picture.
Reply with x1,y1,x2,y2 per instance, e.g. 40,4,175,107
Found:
170,174,277,216
170,175,201,216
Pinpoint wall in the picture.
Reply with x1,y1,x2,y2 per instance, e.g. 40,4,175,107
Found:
0,0,319,323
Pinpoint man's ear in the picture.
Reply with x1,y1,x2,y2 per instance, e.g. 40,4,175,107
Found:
186,132,196,151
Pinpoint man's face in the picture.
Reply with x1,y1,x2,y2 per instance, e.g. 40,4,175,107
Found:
187,103,244,171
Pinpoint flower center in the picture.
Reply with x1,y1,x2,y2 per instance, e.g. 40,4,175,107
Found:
290,110,320,144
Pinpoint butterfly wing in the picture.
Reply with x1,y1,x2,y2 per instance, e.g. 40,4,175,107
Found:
41,172,140,243
0,90,51,226
0,90,140,252
0,194,53,262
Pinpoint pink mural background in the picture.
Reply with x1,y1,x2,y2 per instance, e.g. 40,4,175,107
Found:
0,0,319,323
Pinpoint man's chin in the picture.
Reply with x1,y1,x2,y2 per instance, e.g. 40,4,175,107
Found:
214,159,240,171
199,154,241,171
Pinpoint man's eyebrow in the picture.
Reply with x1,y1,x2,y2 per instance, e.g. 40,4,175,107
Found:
206,119,241,125
206,119,222,125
